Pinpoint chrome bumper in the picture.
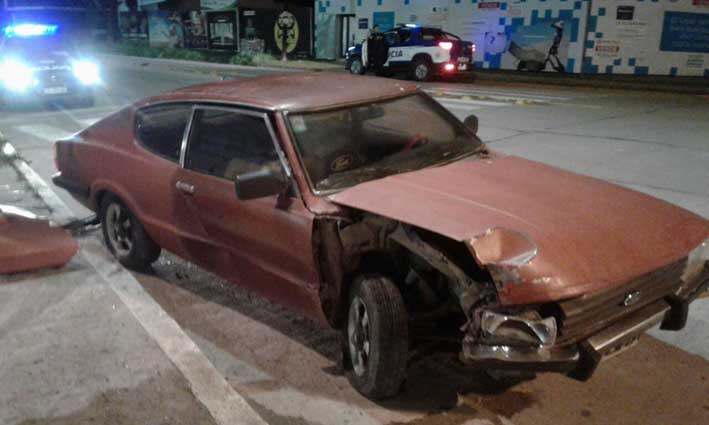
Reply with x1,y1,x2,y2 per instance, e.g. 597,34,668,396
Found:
461,266,709,379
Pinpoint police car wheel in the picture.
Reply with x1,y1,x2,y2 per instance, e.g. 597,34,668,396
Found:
411,58,432,82
349,57,365,75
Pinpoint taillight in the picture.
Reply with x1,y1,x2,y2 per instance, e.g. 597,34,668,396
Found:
439,41,453,50
471,43,477,53
444,63,455,71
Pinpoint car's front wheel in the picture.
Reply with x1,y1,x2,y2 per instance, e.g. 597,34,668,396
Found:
349,57,365,75
100,195,160,270
344,275,409,399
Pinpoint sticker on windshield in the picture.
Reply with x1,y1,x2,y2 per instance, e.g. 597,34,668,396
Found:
291,115,307,133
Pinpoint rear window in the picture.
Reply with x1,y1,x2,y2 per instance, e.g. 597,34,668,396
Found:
421,28,460,42
135,104,193,162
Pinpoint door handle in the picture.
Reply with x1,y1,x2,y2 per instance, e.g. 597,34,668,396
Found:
176,181,195,195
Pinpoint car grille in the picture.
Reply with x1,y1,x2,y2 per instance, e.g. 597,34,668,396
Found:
555,258,687,346
36,69,73,87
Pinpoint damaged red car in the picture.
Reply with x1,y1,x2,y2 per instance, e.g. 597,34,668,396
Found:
53,73,709,399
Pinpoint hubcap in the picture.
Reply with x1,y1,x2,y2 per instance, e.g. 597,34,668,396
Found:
351,60,362,74
106,203,133,257
415,63,428,80
347,296,371,377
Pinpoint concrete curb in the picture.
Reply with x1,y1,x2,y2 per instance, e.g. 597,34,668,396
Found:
0,140,74,225
2,138,269,425
100,53,342,74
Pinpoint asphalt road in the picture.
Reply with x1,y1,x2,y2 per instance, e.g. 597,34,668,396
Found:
1,61,708,425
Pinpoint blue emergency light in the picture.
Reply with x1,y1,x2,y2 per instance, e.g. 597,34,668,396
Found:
2,24,58,38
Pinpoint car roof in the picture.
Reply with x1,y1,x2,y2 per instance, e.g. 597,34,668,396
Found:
140,72,419,112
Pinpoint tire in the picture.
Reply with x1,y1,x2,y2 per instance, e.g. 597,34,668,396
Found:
349,57,365,75
410,57,432,82
343,275,409,399
100,195,160,270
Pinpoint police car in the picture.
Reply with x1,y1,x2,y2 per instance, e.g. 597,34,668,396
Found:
0,23,100,108
346,25,475,82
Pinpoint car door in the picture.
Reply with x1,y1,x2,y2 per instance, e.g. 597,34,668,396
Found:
130,103,196,257
172,105,322,318
385,28,414,69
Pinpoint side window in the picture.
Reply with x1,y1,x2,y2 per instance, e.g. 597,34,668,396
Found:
185,109,280,181
135,105,193,162
397,29,411,44
383,31,397,45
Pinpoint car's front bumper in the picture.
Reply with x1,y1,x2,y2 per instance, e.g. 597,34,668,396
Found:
460,263,709,379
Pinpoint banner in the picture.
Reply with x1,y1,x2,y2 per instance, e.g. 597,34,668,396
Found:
119,10,148,43
201,0,237,11
148,11,184,48
207,11,237,50
183,10,208,49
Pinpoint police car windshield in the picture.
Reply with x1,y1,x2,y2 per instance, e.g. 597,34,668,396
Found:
289,93,483,193
1,35,74,55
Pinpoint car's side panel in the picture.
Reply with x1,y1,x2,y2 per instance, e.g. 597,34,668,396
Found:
172,167,325,322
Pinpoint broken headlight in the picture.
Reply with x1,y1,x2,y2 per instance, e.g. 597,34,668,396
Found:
682,237,709,284
479,310,557,348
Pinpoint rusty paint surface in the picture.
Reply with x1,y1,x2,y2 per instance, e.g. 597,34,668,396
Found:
142,73,418,112
0,211,78,274
329,153,709,305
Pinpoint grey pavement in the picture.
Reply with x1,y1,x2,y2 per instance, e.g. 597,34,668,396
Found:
0,60,708,425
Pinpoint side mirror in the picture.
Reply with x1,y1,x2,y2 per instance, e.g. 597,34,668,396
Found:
235,167,287,201
464,114,479,135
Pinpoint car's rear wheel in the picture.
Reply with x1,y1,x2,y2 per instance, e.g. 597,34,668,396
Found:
100,195,160,270
349,57,365,75
411,57,432,82
344,275,409,399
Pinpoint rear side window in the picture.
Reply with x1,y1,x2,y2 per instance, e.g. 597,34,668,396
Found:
185,109,280,181
421,28,460,41
135,105,193,162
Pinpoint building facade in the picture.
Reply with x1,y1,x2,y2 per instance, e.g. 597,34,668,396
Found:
315,0,709,77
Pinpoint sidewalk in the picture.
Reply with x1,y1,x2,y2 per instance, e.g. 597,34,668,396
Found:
101,53,708,95
0,144,263,425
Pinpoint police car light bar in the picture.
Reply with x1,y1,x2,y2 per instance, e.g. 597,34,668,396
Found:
3,24,58,38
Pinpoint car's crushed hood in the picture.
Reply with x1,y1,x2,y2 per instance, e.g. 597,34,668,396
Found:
328,154,709,305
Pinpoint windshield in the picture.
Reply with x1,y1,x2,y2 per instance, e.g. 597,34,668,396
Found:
288,94,483,193
1,35,75,57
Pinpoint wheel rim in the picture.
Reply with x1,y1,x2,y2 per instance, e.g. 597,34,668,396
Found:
106,203,134,257
415,63,428,80
347,296,371,377
351,60,363,74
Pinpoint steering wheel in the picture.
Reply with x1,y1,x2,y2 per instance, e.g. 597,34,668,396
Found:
404,134,430,151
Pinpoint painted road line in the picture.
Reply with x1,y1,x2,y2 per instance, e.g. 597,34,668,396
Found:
82,240,267,425
435,97,509,107
9,151,268,425
14,124,76,143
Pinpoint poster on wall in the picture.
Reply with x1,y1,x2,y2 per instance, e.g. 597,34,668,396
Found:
660,12,709,53
119,10,148,43
149,11,185,48
207,11,237,50
274,11,300,55
200,0,237,11
504,18,571,72
183,11,208,49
